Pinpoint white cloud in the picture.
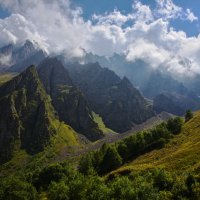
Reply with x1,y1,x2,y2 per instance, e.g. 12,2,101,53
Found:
155,0,182,20
133,0,154,22
0,0,87,57
0,0,199,77
92,9,134,26
186,9,198,22
155,0,198,22
126,39,171,68
0,14,47,50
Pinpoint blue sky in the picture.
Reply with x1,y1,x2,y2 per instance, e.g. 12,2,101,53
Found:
0,7,9,18
72,0,200,37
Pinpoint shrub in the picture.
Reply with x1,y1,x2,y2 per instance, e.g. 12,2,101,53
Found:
48,181,69,200
37,163,67,188
167,117,183,135
0,177,38,200
101,146,122,174
185,110,193,122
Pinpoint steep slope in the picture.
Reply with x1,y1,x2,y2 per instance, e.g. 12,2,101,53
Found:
113,111,200,174
0,65,79,164
153,92,200,116
66,62,154,133
37,58,104,141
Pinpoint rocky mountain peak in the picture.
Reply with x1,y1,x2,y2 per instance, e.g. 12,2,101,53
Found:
38,58,104,141
0,65,57,164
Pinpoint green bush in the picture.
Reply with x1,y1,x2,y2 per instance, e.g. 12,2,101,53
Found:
167,117,183,135
0,177,38,200
37,163,68,188
48,181,69,200
185,110,193,122
101,146,122,174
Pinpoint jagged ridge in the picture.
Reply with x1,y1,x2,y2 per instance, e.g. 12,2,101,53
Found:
66,62,154,133
37,58,104,141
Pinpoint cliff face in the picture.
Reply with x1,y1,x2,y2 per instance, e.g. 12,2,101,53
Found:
37,58,104,141
66,62,154,133
0,66,56,164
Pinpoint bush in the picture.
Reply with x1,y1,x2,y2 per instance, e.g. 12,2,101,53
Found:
0,177,38,200
153,169,173,190
101,146,122,174
117,141,129,161
185,110,193,122
78,153,95,175
108,176,135,200
48,181,69,200
167,117,183,135
37,163,68,188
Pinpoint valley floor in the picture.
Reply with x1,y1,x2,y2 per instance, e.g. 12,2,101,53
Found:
54,112,173,161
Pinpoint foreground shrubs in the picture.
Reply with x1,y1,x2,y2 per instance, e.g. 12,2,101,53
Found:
0,117,189,200
0,177,38,200
79,117,183,175
41,165,200,200
1,163,199,200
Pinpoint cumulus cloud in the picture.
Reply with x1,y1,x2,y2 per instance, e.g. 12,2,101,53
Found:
155,0,198,22
0,13,46,49
0,0,88,57
0,0,199,76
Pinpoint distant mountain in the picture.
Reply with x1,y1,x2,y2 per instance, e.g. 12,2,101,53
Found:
153,92,200,116
141,70,188,99
0,66,58,164
185,74,200,96
66,62,154,133
82,53,153,89
80,53,200,115
0,40,46,72
37,58,104,141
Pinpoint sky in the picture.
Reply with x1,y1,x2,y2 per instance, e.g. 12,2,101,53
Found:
72,0,200,36
0,0,199,36
0,0,200,77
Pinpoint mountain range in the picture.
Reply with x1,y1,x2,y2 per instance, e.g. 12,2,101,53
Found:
1,41,200,165
0,55,154,164
0,41,200,200
79,52,200,115
66,62,154,132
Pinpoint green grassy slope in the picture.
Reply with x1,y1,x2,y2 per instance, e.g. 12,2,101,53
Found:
112,111,200,175
92,112,117,134
0,68,81,175
0,120,80,177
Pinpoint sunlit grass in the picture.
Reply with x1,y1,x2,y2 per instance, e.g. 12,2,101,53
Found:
112,111,200,175
92,112,117,134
